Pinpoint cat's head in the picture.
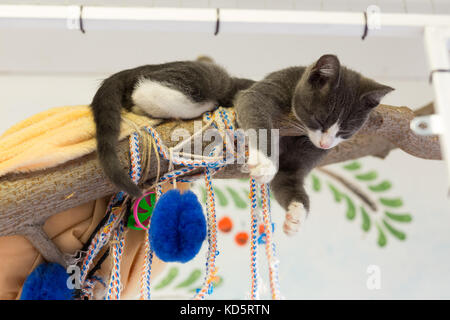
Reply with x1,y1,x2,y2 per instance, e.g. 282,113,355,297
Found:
292,54,393,149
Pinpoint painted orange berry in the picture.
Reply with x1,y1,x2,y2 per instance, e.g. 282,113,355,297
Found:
218,216,233,233
258,223,265,235
235,232,249,246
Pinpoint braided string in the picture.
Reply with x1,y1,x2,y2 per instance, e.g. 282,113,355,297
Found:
79,195,124,299
194,167,218,300
139,228,153,300
105,219,125,300
260,183,280,300
82,277,97,300
138,136,158,300
105,133,143,300
79,133,141,300
249,178,259,299
129,132,142,181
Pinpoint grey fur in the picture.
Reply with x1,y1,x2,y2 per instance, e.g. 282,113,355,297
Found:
90,60,254,197
235,54,393,212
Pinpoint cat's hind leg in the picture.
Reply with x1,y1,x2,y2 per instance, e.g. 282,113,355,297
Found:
284,202,308,236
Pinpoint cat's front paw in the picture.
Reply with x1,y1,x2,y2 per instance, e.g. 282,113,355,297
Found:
247,150,277,184
283,201,308,236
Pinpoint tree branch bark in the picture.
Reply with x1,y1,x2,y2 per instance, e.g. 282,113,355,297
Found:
0,103,441,263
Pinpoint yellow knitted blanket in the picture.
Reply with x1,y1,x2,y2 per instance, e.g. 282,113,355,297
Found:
0,105,159,177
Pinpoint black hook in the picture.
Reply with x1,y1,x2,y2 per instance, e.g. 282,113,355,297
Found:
361,11,368,40
214,8,220,36
79,5,86,34
429,69,450,84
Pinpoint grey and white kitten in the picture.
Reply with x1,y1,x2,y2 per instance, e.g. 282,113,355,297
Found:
91,60,254,197
235,54,393,235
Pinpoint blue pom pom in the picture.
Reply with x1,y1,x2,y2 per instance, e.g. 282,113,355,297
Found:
20,263,74,300
149,189,206,263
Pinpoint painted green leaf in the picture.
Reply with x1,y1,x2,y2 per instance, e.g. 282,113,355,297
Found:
369,181,392,192
385,211,412,223
379,197,403,208
311,174,321,192
328,183,342,202
213,276,223,288
343,161,361,171
355,171,378,181
226,187,247,209
383,219,406,240
175,269,202,289
154,267,179,290
376,223,387,247
214,186,228,207
342,194,356,220
360,207,371,232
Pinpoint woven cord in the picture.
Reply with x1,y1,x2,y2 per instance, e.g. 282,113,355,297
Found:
105,219,125,300
194,167,219,300
79,195,124,299
249,178,259,299
104,133,142,300
260,183,280,300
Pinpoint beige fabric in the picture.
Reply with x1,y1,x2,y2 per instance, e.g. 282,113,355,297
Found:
0,195,166,300
0,105,161,177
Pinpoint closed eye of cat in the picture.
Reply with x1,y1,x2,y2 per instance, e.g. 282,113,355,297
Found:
310,115,324,130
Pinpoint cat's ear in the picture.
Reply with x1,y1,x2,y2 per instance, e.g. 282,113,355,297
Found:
360,82,394,109
308,54,341,88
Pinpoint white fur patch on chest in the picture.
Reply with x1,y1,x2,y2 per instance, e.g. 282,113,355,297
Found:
131,79,216,119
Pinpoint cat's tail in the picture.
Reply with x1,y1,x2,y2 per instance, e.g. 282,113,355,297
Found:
90,78,143,198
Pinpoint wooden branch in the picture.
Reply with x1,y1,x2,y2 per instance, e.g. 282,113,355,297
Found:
320,104,441,165
22,225,66,267
0,103,441,263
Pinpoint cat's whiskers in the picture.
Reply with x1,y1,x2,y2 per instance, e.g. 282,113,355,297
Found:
276,116,307,133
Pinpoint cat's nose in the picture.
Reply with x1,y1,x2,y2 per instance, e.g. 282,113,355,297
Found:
319,141,330,149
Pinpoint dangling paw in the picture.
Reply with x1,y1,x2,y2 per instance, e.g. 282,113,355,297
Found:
247,148,277,184
283,202,308,236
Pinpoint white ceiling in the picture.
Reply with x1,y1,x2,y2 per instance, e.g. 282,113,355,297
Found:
0,0,449,14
